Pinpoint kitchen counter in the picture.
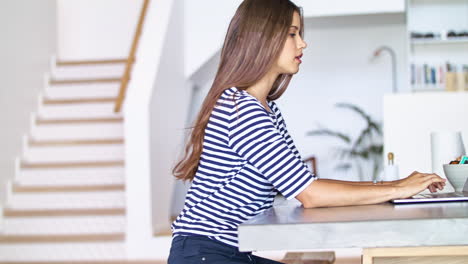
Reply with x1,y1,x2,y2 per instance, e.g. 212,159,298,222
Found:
238,199,468,252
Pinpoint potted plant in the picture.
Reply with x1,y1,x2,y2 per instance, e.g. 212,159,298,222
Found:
306,103,383,181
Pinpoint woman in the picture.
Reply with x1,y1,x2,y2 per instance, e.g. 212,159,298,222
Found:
168,0,446,263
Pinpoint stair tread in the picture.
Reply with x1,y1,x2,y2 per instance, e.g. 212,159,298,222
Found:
36,117,123,125
21,160,124,169
50,78,122,85
0,242,127,261
4,208,125,217
43,98,117,105
23,145,124,164
0,259,167,264
29,138,124,146
45,84,119,101
56,58,131,66
31,122,123,142
0,233,125,243
0,260,166,264
13,183,125,193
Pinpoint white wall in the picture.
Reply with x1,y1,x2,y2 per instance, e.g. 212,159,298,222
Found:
184,0,405,78
188,13,408,182
124,0,193,259
281,14,408,181
184,0,243,77
0,0,56,203
295,0,405,17
56,0,142,60
183,2,409,187
53,0,191,259
149,0,192,235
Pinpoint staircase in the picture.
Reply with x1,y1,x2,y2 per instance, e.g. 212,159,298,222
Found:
0,59,138,262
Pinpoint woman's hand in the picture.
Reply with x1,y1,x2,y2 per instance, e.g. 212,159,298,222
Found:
427,181,446,193
392,171,446,198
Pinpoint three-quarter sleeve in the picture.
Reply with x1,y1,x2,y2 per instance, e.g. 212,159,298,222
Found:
228,99,316,200
270,102,308,167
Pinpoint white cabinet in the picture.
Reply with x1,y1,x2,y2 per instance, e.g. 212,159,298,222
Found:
294,0,405,17
406,0,468,92
383,92,468,191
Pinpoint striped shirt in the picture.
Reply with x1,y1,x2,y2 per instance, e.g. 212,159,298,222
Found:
171,87,316,247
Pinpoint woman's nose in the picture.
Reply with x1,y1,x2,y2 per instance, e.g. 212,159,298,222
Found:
299,39,307,49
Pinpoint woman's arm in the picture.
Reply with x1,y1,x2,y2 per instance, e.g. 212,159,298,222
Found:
317,178,392,186
296,171,446,208
317,176,445,192
296,180,398,208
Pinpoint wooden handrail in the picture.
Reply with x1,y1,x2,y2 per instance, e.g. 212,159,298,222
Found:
114,0,150,113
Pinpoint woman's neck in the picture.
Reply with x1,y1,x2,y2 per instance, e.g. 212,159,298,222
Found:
246,70,279,109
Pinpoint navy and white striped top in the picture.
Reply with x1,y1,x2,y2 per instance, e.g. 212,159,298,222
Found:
171,87,316,247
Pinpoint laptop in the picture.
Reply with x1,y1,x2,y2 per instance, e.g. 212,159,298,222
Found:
390,178,468,204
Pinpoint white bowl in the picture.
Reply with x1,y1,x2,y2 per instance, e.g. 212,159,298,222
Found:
443,164,468,192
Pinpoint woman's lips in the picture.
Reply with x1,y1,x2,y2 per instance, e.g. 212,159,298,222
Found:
295,54,303,63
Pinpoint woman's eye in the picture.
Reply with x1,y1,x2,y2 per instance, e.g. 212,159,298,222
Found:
289,33,296,37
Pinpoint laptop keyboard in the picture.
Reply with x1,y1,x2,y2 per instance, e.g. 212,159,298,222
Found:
415,193,463,198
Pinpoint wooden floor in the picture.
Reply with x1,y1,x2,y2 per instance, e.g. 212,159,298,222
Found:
335,257,361,264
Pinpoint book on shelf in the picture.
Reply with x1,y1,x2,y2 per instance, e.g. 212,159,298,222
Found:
411,62,468,92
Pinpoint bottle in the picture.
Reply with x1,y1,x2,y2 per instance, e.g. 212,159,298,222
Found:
379,152,400,182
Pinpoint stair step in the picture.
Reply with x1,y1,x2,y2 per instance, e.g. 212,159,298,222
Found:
38,103,122,120
43,98,117,105
0,234,125,243
7,190,124,209
15,178,124,189
2,215,124,235
51,59,128,81
56,58,130,66
36,117,123,125
23,145,124,163
50,78,122,85
4,208,125,217
13,183,125,193
0,242,127,261
17,167,124,185
28,138,124,147
21,160,124,169
45,83,119,99
0,261,165,264
31,123,123,141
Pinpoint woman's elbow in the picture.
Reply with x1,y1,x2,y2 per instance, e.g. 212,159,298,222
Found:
295,181,323,208
301,200,318,209
296,181,327,208
299,194,324,208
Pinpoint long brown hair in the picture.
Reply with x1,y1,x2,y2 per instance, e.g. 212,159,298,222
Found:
173,0,304,181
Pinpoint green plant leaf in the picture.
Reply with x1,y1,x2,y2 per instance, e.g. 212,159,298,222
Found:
306,128,351,144
336,103,372,123
309,102,384,180
367,144,384,155
353,126,372,149
335,102,382,149
335,163,352,171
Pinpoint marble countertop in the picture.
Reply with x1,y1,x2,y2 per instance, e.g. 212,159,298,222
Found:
238,199,468,252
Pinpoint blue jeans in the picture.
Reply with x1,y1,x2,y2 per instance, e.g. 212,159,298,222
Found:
167,235,285,264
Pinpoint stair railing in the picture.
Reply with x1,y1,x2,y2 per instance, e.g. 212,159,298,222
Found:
114,0,150,113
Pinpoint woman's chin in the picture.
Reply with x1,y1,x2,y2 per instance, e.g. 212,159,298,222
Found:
278,65,300,75
289,67,300,75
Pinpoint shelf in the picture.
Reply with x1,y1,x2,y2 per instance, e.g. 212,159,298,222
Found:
411,37,468,45
411,84,445,92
